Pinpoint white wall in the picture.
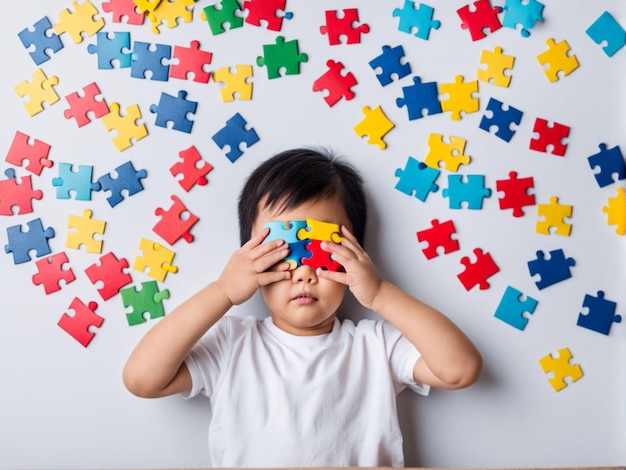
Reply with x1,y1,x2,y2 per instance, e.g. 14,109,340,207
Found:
0,1,624,468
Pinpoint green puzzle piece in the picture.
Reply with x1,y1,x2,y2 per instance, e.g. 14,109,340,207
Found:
121,280,170,326
256,36,308,79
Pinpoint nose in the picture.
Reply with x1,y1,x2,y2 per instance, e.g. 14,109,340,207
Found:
292,265,318,284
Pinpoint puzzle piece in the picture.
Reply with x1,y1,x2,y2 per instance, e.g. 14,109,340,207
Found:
528,248,575,290
477,46,514,87
369,44,412,87
320,8,370,45
153,195,199,245
394,156,439,202
457,247,499,291
147,0,194,34
85,251,133,300
529,118,570,156
442,174,491,209
66,209,106,254
494,286,538,331
170,40,213,83
587,143,625,187
5,217,55,264
243,0,292,31
131,41,171,81
132,0,163,14
302,239,343,272
102,0,145,24
0,169,43,215
537,38,579,82
536,196,572,236
496,171,535,217
602,187,626,235
52,163,96,201
539,347,583,392
63,82,109,127
297,219,343,244
392,1,440,40
4,130,53,176
354,105,395,150
133,238,178,282
170,145,213,191
14,68,60,116
57,298,103,347
53,0,105,44
101,102,148,151
416,219,460,259
150,90,197,133
577,291,621,335
424,133,471,172
32,252,76,295
202,0,244,35
256,36,308,79
586,11,626,57
439,75,479,121
396,76,442,120
312,60,357,107
284,240,312,270
501,0,544,37
212,112,260,163
18,16,64,65
479,97,523,142
457,0,502,41
121,280,170,326
95,160,147,207
213,65,253,102
87,32,131,69
264,220,308,243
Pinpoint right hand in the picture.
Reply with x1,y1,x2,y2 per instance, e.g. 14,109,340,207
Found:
216,228,291,305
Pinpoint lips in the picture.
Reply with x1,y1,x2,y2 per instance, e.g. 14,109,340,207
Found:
292,293,317,304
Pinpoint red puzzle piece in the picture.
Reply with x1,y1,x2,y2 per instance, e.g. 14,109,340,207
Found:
101,0,145,24
243,0,292,31
416,219,460,260
5,130,53,176
457,0,502,41
32,251,76,294
153,194,200,245
170,145,213,191
457,248,500,290
496,171,536,217
85,251,133,300
57,298,103,347
170,40,213,83
302,239,343,272
312,59,357,107
63,82,109,127
529,118,570,156
0,168,43,215
320,8,370,45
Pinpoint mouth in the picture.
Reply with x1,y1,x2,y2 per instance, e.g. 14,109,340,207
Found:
292,293,318,305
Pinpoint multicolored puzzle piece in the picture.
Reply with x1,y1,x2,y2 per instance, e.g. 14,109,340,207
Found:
539,347,583,392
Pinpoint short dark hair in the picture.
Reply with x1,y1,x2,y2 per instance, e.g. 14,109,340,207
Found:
238,147,367,246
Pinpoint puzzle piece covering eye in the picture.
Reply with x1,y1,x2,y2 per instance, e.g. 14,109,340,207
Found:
263,218,343,272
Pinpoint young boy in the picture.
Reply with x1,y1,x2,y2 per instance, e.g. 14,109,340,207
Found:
123,147,482,467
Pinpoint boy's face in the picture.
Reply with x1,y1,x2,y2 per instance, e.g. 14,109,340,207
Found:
251,197,351,336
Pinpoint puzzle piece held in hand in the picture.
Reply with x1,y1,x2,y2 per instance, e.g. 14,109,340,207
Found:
312,60,357,107
18,16,64,65
14,68,60,116
133,238,178,282
5,130,53,176
5,217,55,264
53,0,104,44
586,11,626,57
57,298,103,347
457,0,502,41
395,156,439,202
85,251,133,300
501,0,544,37
256,36,308,79
354,105,395,150
121,280,170,326
477,46,514,87
170,40,213,83
416,219,460,259
494,286,538,331
537,38,579,82
150,90,197,133
479,97,523,142
457,248,499,291
63,82,109,127
87,32,131,69
530,118,570,156
320,8,370,45
213,65,253,102
170,145,213,191
297,219,343,244
265,220,308,243
302,239,343,272
101,102,148,151
577,291,622,335
528,248,575,290
369,44,411,87
439,75,479,121
424,133,471,172
392,1,440,40
32,252,76,295
243,0,293,31
442,174,491,209
66,210,106,254
587,143,626,188
539,347,583,392
496,171,535,217
396,76,442,120
536,196,572,236
102,0,145,24
153,195,199,245
52,163,96,201
602,187,626,235
212,112,260,163
0,169,43,215
95,160,147,207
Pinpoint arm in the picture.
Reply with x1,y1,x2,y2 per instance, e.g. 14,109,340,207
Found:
318,227,482,390
123,229,291,398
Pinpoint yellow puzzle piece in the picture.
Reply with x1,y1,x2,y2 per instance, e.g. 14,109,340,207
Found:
147,0,195,34
477,46,515,88
297,219,343,244
14,68,59,116
424,133,471,172
134,238,178,282
66,209,106,254
439,75,479,121
53,0,104,44
537,38,579,82
536,196,573,236
101,102,148,151
354,105,395,150
602,187,626,235
213,65,254,102
539,347,583,392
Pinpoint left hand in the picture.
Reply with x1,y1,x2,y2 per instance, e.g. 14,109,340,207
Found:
316,226,383,309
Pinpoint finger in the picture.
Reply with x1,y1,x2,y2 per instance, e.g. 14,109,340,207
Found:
255,246,290,272
258,270,291,286
316,268,348,285
320,240,354,264
242,227,271,251
250,237,286,260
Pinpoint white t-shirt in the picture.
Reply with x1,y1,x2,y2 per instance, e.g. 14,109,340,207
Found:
183,315,429,467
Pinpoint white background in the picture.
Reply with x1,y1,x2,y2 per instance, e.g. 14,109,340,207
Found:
0,0,624,468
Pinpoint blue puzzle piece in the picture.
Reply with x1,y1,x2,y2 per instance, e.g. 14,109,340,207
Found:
396,76,442,120
149,90,198,134
577,290,622,335
442,174,491,209
392,1,441,40
527,248,575,290
285,240,312,268
587,143,626,187
52,163,98,200
369,44,411,87
87,31,131,69
95,161,147,207
131,41,171,81
586,11,626,57
395,156,439,202
494,286,538,330
501,0,544,37
263,220,308,243
212,112,260,163
479,97,523,142
18,16,64,65
5,217,55,264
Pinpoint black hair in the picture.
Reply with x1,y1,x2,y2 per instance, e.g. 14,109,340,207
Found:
238,147,367,246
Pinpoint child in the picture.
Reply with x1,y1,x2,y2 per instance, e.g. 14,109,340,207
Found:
123,147,482,467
